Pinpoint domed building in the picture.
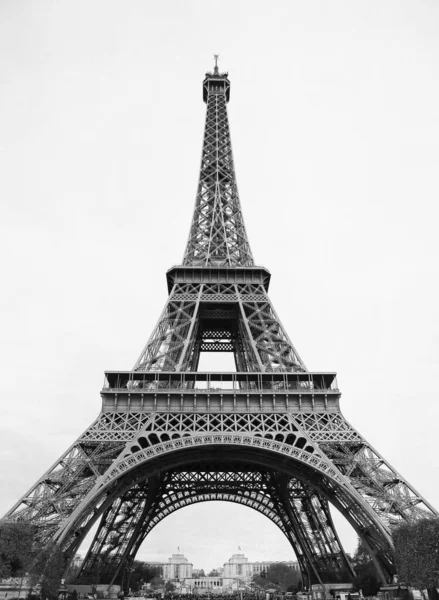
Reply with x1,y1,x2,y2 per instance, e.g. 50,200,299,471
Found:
163,552,193,580
223,551,299,582
159,549,299,594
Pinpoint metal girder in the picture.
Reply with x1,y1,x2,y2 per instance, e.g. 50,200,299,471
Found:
3,434,126,546
183,72,253,268
4,405,437,582
76,465,354,589
4,405,437,584
133,283,305,372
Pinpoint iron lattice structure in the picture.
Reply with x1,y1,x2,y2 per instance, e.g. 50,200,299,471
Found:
3,64,437,590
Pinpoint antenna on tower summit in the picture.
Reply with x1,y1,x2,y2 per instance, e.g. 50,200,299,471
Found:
213,54,219,75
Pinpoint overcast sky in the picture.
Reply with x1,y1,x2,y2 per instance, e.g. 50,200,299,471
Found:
1,0,439,573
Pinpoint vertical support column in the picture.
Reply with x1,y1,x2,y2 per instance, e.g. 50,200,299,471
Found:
267,474,355,586
78,483,150,580
133,284,200,372
176,285,204,371
237,286,265,371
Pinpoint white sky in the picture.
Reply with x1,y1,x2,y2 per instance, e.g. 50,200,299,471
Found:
1,0,439,574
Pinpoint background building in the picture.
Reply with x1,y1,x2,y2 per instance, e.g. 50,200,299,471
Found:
183,577,225,593
223,552,299,582
153,549,299,592
163,552,193,581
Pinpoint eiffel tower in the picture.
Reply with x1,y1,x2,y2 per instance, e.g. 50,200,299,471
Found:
3,60,437,591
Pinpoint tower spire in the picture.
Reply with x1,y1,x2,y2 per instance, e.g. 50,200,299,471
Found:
183,65,254,267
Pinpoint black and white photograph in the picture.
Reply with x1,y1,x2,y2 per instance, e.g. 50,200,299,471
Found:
1,2,439,600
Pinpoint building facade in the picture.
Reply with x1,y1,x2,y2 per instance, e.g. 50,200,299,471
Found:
223,552,299,582
163,553,193,581
150,550,298,592
183,577,225,592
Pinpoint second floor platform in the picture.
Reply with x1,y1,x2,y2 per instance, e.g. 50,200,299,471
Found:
101,370,341,414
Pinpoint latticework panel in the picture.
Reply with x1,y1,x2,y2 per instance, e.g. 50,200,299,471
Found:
133,283,305,372
8,404,434,565
183,80,253,267
123,410,436,526
321,438,435,527
4,431,125,544
78,466,354,589
274,478,354,584
134,295,199,371
242,299,304,371
81,484,149,574
77,475,171,582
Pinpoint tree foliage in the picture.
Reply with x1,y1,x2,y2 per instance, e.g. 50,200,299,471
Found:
208,569,220,577
28,543,66,600
193,569,205,578
0,521,36,578
129,562,163,591
253,564,301,592
70,556,115,585
350,538,381,597
149,576,164,589
0,521,65,599
393,518,439,590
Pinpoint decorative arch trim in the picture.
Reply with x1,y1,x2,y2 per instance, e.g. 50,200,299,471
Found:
55,432,391,557
106,433,342,486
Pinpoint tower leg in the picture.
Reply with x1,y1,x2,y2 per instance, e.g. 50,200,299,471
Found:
73,466,357,591
267,475,355,586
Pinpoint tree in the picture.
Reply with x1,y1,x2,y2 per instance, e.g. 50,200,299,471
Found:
393,518,439,598
70,555,117,586
28,543,66,600
128,562,163,592
253,564,301,592
252,574,269,590
164,581,175,593
193,569,205,578
350,538,381,597
0,521,36,578
208,569,220,577
149,576,165,590
0,522,66,600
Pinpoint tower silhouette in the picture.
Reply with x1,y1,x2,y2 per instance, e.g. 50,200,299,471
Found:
3,62,437,590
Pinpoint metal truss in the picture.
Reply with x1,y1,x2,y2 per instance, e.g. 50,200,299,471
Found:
3,63,438,590
6,405,435,584
106,411,438,544
3,432,126,546
183,71,253,268
133,283,305,372
76,465,354,588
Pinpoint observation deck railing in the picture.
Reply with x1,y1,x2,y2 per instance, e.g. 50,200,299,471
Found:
102,371,339,394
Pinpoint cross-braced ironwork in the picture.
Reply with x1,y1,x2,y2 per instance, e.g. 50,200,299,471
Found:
76,465,355,590
3,61,437,590
133,281,305,372
183,72,253,268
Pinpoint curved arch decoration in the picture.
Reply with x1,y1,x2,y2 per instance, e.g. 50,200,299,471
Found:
76,463,355,590
55,433,358,542
121,485,355,590
122,494,313,590
56,434,394,584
